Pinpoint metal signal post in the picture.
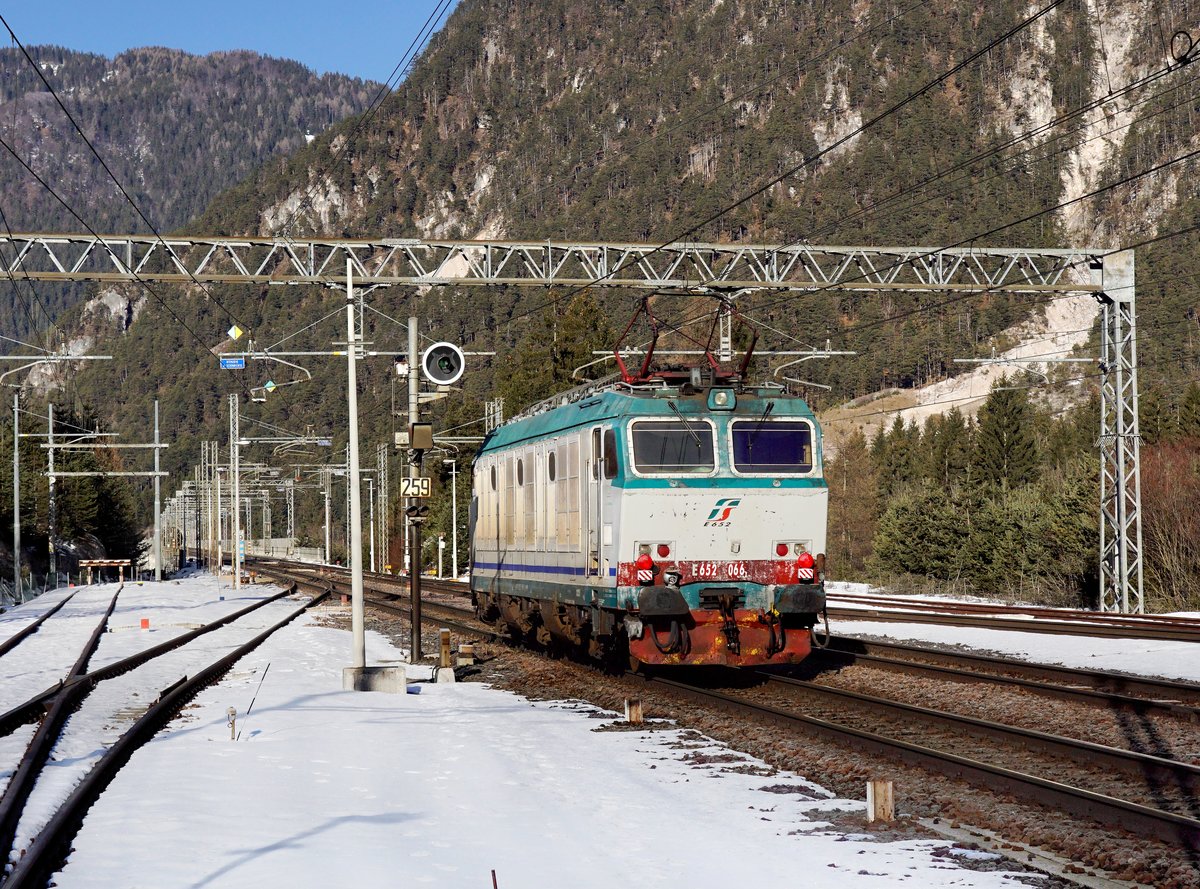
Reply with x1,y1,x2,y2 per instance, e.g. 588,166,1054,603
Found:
406,505,429,660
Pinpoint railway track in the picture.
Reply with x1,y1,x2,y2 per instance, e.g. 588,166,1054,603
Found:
0,591,78,658
0,584,326,889
250,557,1200,855
827,591,1200,642
814,636,1200,718
635,670,1200,851
251,561,488,642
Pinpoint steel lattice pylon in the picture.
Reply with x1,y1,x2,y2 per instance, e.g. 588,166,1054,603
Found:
1096,251,1143,613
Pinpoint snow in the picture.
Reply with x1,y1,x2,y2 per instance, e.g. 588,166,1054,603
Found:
4,574,1175,886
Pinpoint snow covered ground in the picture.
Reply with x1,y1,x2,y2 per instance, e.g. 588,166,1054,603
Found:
1,574,1186,887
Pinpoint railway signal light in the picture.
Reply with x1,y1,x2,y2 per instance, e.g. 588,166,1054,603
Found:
421,342,465,385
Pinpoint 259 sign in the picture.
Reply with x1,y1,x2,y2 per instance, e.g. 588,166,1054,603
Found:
399,476,432,498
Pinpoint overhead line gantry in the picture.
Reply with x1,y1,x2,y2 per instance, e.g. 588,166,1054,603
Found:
0,232,1141,613
0,232,1105,292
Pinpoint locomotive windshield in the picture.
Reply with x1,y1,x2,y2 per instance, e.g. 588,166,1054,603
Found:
631,420,715,473
731,420,814,473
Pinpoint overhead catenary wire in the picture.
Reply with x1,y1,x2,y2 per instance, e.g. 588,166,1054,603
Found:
271,0,455,242
0,132,254,400
465,0,1071,338
228,0,455,371
0,200,60,348
506,0,932,214
466,18,1198,351
650,138,1200,364
800,72,1200,247
651,30,1200,347
0,14,253,336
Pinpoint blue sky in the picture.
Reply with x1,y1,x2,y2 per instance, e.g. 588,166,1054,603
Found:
1,1,458,82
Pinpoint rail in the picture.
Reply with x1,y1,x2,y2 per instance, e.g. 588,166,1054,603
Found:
636,673,1200,851
2,588,328,889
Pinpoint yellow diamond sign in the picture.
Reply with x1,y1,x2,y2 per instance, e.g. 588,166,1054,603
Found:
228,324,244,340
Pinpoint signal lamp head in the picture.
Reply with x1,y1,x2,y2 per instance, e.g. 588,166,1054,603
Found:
796,552,814,569
775,543,789,557
656,544,671,558
421,342,465,385
635,553,654,570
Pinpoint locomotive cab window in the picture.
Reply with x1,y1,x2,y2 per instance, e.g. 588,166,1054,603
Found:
602,428,618,479
731,419,814,474
631,419,715,474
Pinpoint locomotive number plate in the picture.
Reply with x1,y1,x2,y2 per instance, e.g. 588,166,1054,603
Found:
399,476,432,498
693,560,749,579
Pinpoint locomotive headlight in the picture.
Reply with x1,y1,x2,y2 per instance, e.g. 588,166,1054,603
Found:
708,388,736,410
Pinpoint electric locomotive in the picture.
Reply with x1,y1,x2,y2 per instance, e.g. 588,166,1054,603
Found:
470,358,828,668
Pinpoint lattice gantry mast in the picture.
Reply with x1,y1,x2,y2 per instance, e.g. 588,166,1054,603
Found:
1095,251,1142,613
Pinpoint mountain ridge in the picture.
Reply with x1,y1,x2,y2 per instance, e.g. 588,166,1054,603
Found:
9,0,1198,603
0,43,380,342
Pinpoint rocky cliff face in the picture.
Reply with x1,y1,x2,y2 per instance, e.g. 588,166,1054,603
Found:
51,0,1200,481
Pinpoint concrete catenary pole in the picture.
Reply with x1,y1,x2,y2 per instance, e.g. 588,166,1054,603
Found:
323,468,331,564
408,316,422,659
368,477,376,573
347,261,366,669
154,400,161,581
450,460,458,580
47,403,55,583
229,394,240,594
12,394,19,600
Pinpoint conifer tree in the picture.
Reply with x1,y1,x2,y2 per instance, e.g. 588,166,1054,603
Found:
1139,388,1175,445
825,430,878,576
924,407,972,488
874,415,919,499
974,378,1039,490
1179,383,1200,438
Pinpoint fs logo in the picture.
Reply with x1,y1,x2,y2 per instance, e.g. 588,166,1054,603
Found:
704,497,742,527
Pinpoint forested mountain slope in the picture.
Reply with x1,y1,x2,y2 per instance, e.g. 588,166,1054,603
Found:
0,45,378,341
37,0,1200,604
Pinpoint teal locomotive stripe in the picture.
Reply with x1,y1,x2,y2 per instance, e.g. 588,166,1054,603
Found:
618,477,827,490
